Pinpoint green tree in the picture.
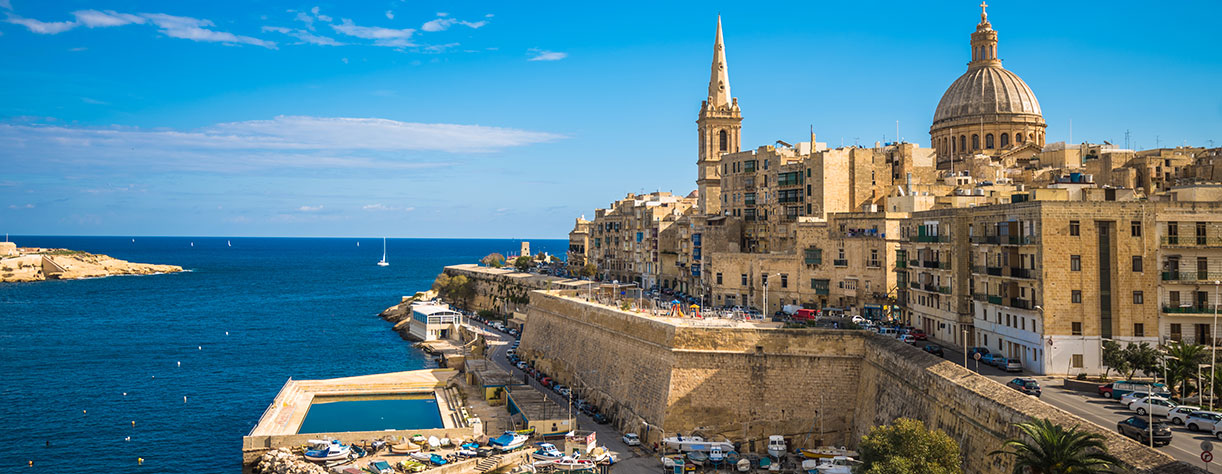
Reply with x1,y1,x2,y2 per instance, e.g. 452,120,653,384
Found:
1100,340,1126,380
990,418,1120,474
1122,342,1160,380
858,418,963,474
513,256,533,272
1164,341,1208,398
445,275,474,307
481,253,505,268
431,273,451,293
580,263,597,279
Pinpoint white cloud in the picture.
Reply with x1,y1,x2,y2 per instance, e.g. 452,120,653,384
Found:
331,19,414,47
423,42,460,53
436,12,449,17
421,14,487,32
310,7,332,23
4,14,78,34
69,47,87,52
385,10,394,20
142,13,276,49
293,11,314,29
262,26,341,46
461,20,487,29
363,203,391,210
8,204,35,209
72,10,145,28
0,116,563,173
528,49,567,61
0,0,11,10
298,205,323,212
81,97,108,105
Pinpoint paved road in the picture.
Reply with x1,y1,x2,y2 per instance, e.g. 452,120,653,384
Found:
919,338,1216,468
465,320,662,474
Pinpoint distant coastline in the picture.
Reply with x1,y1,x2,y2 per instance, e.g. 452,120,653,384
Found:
0,242,183,282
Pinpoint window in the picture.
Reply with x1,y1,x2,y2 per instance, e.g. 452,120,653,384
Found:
1131,221,1142,237
985,133,994,149
740,274,748,286
719,130,728,152
1016,133,1024,143
972,134,980,150
1171,323,1183,341
716,273,723,285
780,274,788,288
1072,322,1083,335
1070,255,1081,271
1134,323,1145,337
1132,255,1143,272
1069,220,1080,236
1133,291,1144,304
1072,354,1084,368
960,135,966,152
1072,290,1082,303
1000,133,1009,148
761,274,768,287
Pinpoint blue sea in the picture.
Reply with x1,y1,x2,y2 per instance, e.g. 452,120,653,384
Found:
0,236,566,473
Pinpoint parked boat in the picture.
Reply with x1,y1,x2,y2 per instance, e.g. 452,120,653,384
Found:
515,427,537,437
410,452,432,463
397,460,427,473
553,456,596,472
766,436,787,459
410,434,427,445
304,440,352,462
799,447,859,460
709,446,725,466
687,450,708,466
661,454,686,469
429,454,448,466
725,450,740,465
532,459,558,468
367,460,394,474
587,446,612,464
342,467,363,474
428,436,441,450
350,444,368,458
802,456,855,474
758,457,771,471
389,442,420,455
440,437,452,448
490,431,530,452
736,459,751,472
531,443,564,461
461,442,480,450
663,435,733,453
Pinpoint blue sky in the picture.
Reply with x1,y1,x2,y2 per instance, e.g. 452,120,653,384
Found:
1,1,1219,238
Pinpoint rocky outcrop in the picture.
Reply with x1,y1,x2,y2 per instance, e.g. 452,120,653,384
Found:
0,248,182,282
379,290,437,340
252,448,326,474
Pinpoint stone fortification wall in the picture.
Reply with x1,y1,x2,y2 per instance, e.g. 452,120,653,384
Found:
519,290,1203,473
855,336,1198,474
443,264,589,315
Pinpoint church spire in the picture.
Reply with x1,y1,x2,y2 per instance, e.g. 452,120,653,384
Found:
707,15,731,109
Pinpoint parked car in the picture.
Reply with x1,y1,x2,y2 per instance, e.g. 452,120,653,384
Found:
592,413,609,424
1185,411,1222,431
910,329,927,341
1129,397,1177,417
851,315,866,324
980,354,1001,366
1167,406,1201,425
899,334,916,344
967,347,990,358
1119,391,1156,407
1005,378,1041,397
622,433,641,446
1003,358,1023,372
1118,416,1172,446
506,349,517,357
922,344,944,357
1104,381,1171,400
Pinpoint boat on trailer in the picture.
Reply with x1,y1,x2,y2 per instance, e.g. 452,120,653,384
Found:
490,431,530,452
303,440,352,462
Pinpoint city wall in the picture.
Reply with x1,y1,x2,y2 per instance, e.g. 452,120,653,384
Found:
520,289,1202,474
443,264,591,315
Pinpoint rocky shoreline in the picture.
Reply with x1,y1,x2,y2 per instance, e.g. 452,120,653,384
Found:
378,290,437,341
0,246,183,282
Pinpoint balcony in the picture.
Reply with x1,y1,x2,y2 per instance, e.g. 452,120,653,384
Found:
909,235,948,243
833,259,849,267
804,257,822,265
1163,305,1222,314
970,235,1000,244
937,286,952,295
986,266,1003,276
1162,236,1222,248
867,260,882,268
972,293,988,302
1162,271,1222,282
923,283,938,292
1002,235,1037,245
910,281,920,290
909,259,920,268
988,295,1003,305
921,260,944,269
1010,299,1033,310
895,260,908,269
1009,267,1035,279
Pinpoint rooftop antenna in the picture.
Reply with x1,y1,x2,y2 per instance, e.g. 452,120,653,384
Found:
896,120,900,144
1125,130,1131,150
1156,135,1161,149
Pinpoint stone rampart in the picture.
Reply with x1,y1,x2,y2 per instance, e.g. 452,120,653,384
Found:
519,290,1203,474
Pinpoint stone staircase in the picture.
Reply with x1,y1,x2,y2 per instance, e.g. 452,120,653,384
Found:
473,454,502,472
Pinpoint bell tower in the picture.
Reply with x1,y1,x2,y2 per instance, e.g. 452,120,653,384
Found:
696,15,741,216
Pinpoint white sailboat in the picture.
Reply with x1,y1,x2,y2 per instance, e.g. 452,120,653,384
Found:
377,237,389,266
227,240,232,247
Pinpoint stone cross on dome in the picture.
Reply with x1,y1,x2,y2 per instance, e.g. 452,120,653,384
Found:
980,1,989,23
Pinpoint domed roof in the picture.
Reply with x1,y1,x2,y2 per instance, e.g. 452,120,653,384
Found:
933,65,1041,125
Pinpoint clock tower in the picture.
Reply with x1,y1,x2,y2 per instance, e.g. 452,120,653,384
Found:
696,15,741,216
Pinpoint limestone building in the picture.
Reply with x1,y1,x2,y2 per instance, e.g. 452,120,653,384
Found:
566,217,591,274
695,15,741,217
931,3,1046,170
588,192,696,289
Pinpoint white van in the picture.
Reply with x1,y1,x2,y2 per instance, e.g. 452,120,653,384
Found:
878,327,899,337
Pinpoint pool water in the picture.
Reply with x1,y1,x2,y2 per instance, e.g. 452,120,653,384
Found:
297,395,444,434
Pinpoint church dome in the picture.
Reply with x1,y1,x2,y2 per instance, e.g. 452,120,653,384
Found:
933,65,1041,125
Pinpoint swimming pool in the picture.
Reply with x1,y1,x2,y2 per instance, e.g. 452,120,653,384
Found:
297,394,444,434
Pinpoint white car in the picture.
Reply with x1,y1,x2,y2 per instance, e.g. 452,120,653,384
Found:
851,315,866,324
1119,391,1155,407
899,334,916,344
622,433,640,446
1130,397,1177,417
1186,411,1222,431
1168,405,1202,425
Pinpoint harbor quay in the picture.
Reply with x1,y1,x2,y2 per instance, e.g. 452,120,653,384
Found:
513,288,1199,474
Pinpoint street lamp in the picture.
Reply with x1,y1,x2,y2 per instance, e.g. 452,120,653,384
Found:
1201,364,1212,406
1213,280,1220,411
762,272,782,318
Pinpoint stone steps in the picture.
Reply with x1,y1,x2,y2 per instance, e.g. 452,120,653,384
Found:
474,454,502,472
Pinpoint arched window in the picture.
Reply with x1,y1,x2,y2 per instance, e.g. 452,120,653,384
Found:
985,134,995,149
1000,133,1010,148
719,130,728,152
1016,133,1024,143
971,134,980,150
960,135,967,152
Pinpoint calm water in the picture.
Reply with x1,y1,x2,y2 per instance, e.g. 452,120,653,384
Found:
298,396,443,434
0,236,564,473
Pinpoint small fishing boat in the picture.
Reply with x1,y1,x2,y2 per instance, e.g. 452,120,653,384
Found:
428,436,441,450
552,456,596,472
726,450,740,465
799,447,859,460
490,431,530,452
766,436,787,459
458,449,479,457
440,437,452,448
410,452,432,463
350,444,368,458
531,443,564,461
461,442,480,450
367,460,394,474
803,456,855,474
429,454,448,466
515,427,537,437
411,434,427,445
758,456,772,471
586,446,612,464
709,446,725,466
389,441,420,454
342,467,363,474
398,460,427,473
661,454,686,469
303,440,352,462
687,450,708,466
736,458,751,472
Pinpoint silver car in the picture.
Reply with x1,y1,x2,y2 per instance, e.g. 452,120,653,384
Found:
1168,405,1202,425
1186,411,1222,432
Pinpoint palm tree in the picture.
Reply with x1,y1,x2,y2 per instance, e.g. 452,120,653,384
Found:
1163,341,1208,399
990,418,1120,474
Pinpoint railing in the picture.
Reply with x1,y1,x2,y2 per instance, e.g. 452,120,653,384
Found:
988,295,1003,305
909,259,920,268
922,260,942,269
895,260,908,269
923,283,938,292
1009,267,1035,279
1003,235,1037,245
1162,271,1222,282
833,259,849,267
867,260,882,268
1010,299,1033,310
804,257,822,265
1162,236,1222,247
937,286,952,295
972,293,988,302
986,266,1003,276
910,281,920,289
971,235,1000,244
909,235,948,243
1162,305,1222,314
